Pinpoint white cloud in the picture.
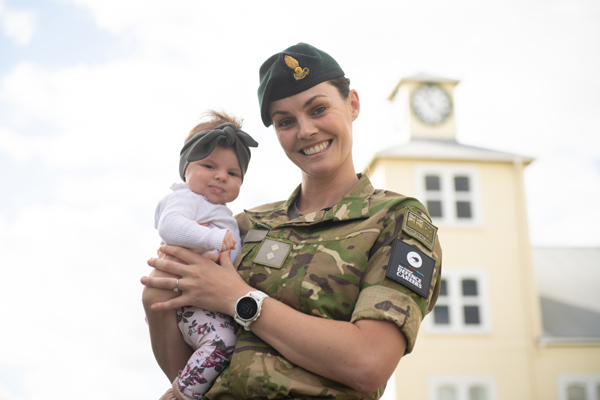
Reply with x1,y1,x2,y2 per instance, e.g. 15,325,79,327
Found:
0,1,35,45
0,126,51,164
0,202,167,399
526,153,600,247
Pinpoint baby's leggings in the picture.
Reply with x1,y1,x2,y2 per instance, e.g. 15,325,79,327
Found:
176,306,237,399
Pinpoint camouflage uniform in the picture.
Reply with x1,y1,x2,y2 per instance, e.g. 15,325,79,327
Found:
205,174,442,400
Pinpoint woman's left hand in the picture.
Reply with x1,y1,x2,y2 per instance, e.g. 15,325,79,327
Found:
141,244,250,315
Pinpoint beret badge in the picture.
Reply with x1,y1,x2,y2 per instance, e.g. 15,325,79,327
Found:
284,55,309,81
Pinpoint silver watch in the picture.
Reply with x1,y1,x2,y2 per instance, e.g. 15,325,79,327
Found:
234,290,268,331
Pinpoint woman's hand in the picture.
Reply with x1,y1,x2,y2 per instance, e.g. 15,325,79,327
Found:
141,244,250,315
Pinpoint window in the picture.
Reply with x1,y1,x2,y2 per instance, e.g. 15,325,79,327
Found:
426,269,490,333
416,165,481,226
429,376,496,400
559,376,600,400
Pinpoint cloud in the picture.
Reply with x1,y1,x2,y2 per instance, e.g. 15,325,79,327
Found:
526,152,600,247
0,201,168,399
0,0,36,45
0,126,50,164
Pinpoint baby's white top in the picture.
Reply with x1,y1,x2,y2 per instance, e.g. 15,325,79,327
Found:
154,183,241,263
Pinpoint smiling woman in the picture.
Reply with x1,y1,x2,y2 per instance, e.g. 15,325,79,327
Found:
269,81,359,198
142,43,443,400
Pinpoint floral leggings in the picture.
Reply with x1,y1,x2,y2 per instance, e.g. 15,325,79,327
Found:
176,306,237,399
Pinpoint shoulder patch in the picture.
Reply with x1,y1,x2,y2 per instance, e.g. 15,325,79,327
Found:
385,239,435,298
402,210,437,251
243,229,268,244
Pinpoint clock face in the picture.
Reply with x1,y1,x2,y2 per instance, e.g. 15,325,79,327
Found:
411,84,452,125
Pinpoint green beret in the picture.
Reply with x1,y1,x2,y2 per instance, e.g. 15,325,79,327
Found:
257,43,345,127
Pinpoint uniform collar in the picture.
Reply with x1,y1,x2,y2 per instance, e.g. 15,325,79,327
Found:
244,173,375,229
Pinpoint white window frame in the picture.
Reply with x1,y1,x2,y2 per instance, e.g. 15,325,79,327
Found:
558,375,600,400
424,269,491,334
415,164,483,227
429,375,497,400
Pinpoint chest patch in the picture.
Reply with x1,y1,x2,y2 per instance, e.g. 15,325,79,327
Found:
253,238,291,269
385,239,435,298
402,210,437,251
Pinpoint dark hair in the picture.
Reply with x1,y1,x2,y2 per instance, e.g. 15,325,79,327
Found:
327,76,351,99
185,110,244,143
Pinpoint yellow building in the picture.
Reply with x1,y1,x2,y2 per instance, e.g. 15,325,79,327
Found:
366,74,600,400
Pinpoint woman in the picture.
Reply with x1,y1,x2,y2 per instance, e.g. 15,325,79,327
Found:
142,43,442,399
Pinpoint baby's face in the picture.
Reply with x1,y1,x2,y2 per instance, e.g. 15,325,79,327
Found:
185,145,242,204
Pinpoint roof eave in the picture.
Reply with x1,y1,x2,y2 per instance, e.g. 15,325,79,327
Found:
368,139,535,166
538,336,600,346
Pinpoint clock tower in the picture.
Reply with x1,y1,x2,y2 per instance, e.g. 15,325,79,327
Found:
388,73,459,140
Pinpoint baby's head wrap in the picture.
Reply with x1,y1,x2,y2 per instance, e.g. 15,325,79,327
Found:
179,122,259,182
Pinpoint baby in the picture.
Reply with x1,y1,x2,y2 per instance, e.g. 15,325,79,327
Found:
149,111,258,400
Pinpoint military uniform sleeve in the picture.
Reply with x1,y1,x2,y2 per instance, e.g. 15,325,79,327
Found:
350,204,442,354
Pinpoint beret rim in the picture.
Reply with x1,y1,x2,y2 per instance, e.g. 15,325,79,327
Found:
261,69,345,127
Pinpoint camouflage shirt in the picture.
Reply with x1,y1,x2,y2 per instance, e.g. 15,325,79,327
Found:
206,174,442,400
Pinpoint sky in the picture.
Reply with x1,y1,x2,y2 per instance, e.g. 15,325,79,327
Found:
0,0,599,399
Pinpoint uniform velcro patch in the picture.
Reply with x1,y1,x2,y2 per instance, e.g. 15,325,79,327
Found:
253,238,291,269
244,229,268,244
385,239,435,298
402,210,437,251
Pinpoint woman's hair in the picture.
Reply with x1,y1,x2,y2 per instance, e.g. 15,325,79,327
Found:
185,110,244,143
327,76,351,99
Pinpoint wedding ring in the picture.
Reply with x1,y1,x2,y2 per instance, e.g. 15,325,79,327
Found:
174,278,179,293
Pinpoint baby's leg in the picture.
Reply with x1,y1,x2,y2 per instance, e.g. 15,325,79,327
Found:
143,268,192,382
176,308,237,399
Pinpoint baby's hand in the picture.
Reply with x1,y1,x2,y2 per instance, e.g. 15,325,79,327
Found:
221,230,237,252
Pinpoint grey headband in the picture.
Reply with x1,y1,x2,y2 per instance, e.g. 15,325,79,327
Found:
179,122,258,181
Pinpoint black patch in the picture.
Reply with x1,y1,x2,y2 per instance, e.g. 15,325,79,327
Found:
385,239,435,298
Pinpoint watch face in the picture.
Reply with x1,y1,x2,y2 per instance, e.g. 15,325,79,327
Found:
236,297,258,320
411,84,452,124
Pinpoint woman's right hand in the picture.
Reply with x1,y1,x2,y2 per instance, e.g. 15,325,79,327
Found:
142,244,251,316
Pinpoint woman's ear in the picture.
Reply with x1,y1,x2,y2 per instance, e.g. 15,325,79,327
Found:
349,89,360,121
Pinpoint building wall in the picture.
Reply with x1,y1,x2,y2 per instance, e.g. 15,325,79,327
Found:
369,157,541,399
533,345,600,400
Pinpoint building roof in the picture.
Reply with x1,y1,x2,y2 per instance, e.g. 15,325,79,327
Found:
539,296,600,343
398,73,460,84
533,247,600,344
370,138,535,165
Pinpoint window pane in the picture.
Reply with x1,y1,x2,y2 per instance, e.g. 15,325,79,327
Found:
426,175,441,191
464,306,480,325
566,384,586,400
428,200,443,218
469,385,488,400
462,279,478,296
455,176,470,192
456,201,472,218
440,279,448,296
437,385,457,400
434,306,450,325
